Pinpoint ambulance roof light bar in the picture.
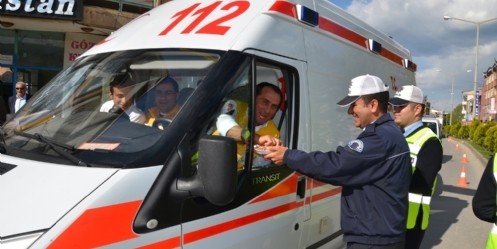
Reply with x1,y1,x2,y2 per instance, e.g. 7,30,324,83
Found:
296,4,319,27
367,39,382,54
403,59,417,72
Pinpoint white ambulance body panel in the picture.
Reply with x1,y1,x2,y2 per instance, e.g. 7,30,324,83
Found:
85,1,281,56
0,0,416,248
0,155,117,237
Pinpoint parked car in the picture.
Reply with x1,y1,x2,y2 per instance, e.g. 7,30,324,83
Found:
422,115,443,139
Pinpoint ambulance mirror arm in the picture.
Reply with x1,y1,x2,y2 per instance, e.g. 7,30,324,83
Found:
176,135,237,206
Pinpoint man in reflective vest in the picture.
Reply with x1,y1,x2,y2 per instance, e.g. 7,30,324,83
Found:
473,155,497,248
389,85,443,249
216,82,282,169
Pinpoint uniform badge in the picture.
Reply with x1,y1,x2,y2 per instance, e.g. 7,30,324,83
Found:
347,139,364,153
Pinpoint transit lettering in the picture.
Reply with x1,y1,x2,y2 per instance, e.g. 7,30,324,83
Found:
252,173,280,185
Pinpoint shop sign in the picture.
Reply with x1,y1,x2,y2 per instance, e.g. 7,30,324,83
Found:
476,90,480,117
0,54,13,65
63,33,104,68
0,0,83,20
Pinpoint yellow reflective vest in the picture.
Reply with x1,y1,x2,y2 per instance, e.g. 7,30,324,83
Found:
406,127,439,230
214,100,279,170
485,155,497,249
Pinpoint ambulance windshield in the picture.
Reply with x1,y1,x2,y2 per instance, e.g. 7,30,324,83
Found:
1,49,222,167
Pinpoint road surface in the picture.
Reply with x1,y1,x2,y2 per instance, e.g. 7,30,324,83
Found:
421,137,491,249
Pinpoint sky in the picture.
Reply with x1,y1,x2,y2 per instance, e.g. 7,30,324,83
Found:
329,0,497,113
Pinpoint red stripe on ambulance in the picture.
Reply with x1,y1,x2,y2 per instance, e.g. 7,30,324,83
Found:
48,200,144,249
49,178,340,248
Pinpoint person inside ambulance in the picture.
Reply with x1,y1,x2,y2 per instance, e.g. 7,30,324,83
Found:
145,76,181,127
100,72,146,124
215,82,282,169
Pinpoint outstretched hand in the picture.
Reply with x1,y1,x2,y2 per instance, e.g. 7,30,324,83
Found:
256,135,282,147
264,145,288,166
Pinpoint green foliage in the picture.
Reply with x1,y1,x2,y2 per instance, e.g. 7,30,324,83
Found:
451,104,464,125
475,126,487,145
449,123,461,137
457,120,497,157
469,119,482,141
484,125,497,152
493,135,497,153
457,125,469,139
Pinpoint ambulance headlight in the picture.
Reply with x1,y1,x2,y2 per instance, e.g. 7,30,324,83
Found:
0,231,44,248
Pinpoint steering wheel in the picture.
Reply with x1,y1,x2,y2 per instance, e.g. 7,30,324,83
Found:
153,118,172,130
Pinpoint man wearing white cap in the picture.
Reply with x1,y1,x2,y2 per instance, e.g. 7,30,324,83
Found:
266,74,411,249
389,85,443,249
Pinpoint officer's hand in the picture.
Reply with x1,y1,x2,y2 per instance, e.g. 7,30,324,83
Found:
264,145,287,166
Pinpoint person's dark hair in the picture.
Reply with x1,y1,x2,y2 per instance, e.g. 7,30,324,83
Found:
109,72,133,94
419,104,426,114
362,91,389,112
158,76,179,93
256,82,283,106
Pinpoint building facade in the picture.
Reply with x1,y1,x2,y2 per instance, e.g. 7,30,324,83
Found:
480,61,497,121
0,0,170,120
461,90,474,123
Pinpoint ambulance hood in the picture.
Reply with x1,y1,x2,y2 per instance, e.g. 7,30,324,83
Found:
0,155,117,237
84,0,275,57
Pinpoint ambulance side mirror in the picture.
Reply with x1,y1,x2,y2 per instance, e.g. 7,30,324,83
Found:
177,135,237,206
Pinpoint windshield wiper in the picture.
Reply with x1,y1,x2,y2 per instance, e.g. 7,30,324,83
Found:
13,130,89,167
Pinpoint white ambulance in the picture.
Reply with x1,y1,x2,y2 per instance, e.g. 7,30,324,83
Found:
0,0,416,248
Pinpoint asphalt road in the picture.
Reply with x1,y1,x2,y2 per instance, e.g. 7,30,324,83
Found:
420,137,491,249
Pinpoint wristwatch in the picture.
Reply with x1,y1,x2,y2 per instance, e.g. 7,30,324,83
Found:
240,128,251,143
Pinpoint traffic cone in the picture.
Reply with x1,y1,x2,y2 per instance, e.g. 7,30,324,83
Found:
455,144,459,150
461,153,468,164
457,165,468,188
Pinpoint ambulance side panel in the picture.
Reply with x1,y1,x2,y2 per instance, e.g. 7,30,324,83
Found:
297,1,415,247
302,1,415,154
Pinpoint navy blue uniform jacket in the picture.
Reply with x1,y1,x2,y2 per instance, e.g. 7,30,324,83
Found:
283,113,411,245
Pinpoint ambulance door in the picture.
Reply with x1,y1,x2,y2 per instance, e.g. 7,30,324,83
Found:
248,50,311,225
180,53,310,248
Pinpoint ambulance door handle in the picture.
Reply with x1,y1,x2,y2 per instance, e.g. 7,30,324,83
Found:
297,176,306,199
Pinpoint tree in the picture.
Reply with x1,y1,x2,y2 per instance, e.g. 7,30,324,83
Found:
484,124,497,151
458,125,470,139
470,119,483,141
451,104,464,125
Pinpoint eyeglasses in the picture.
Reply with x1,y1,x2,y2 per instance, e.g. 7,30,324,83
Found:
16,88,26,90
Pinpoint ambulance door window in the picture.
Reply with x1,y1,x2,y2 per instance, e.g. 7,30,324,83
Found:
211,59,295,172
250,61,294,171
213,65,251,171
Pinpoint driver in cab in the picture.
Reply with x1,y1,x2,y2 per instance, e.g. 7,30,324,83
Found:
100,72,147,124
146,77,181,126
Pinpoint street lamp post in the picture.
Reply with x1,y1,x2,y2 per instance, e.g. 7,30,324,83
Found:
436,69,471,125
450,75,454,125
443,15,497,120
